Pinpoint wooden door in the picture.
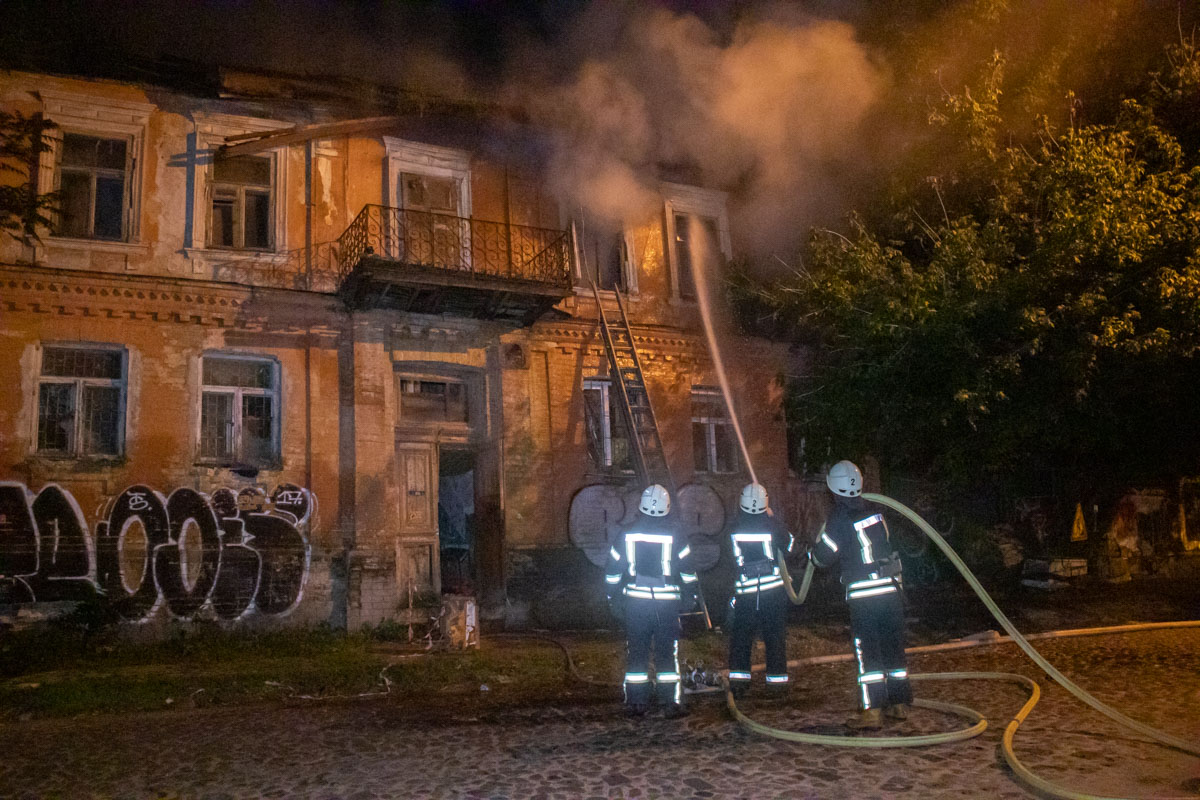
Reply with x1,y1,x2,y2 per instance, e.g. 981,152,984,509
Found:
396,441,439,595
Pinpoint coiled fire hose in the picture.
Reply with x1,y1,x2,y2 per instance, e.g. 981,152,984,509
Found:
724,492,1200,800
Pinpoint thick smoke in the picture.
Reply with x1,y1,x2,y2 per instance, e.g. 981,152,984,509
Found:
514,7,887,257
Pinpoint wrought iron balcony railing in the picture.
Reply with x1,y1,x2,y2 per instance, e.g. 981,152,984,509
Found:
335,204,572,288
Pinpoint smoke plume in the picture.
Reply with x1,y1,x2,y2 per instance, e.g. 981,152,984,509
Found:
514,7,887,257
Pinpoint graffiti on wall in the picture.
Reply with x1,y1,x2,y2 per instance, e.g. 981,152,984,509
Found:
0,482,313,621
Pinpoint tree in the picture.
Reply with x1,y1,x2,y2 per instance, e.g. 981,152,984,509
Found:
0,110,57,245
746,37,1200,515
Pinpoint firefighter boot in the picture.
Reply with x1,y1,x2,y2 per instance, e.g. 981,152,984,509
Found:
626,703,649,718
885,703,910,721
845,708,884,730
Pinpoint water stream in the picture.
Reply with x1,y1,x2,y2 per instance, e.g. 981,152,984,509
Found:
687,216,758,486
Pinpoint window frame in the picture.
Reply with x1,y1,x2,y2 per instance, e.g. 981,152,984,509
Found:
206,153,276,252
35,343,127,459
570,216,636,295
691,386,739,475
196,353,281,468
396,376,470,425
662,183,732,304
38,90,151,247
583,378,634,474
54,132,133,241
187,113,292,259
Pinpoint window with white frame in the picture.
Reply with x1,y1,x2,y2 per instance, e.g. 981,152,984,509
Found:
692,387,738,474
36,345,126,457
199,355,279,466
583,379,633,472
55,133,131,241
573,217,628,291
209,154,273,250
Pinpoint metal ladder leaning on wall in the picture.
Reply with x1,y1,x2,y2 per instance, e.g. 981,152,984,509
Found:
592,283,711,629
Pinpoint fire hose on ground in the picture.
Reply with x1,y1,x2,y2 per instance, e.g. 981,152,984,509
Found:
721,491,1200,800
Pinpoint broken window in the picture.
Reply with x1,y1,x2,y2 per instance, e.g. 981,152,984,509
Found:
199,355,279,466
673,213,721,301
55,133,129,241
209,154,273,250
573,218,627,291
398,378,468,424
583,379,633,472
37,345,125,457
692,387,738,474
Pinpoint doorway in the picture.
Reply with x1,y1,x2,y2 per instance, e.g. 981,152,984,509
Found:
438,446,476,595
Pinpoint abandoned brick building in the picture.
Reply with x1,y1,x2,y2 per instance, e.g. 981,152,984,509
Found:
0,64,794,631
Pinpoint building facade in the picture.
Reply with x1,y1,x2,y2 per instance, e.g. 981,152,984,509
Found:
0,67,792,630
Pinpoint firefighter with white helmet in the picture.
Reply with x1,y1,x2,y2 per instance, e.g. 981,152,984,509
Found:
605,484,697,717
809,460,912,729
727,482,794,698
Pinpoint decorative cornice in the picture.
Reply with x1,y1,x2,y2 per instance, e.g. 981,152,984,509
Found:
0,262,343,334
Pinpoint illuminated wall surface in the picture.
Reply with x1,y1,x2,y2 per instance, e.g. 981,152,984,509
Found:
0,69,792,629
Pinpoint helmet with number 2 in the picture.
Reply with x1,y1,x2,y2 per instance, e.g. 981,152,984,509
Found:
826,460,863,497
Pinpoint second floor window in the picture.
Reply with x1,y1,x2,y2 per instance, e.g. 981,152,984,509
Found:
199,355,279,466
55,133,129,241
574,219,627,292
583,379,633,472
692,388,738,474
673,213,720,301
37,345,126,457
209,155,273,250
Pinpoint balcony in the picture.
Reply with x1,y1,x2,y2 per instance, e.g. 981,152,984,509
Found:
335,205,572,323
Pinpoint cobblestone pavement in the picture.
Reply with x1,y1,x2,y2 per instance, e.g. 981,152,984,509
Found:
1,628,1198,799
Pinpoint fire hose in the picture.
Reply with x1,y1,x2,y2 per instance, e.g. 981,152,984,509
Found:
723,491,1200,800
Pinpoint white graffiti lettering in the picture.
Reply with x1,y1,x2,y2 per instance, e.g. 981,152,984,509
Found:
0,482,313,622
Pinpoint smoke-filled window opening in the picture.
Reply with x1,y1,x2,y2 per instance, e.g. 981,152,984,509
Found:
571,217,630,292
662,183,731,303
208,153,274,251
198,353,280,468
583,378,634,473
54,132,131,241
36,344,126,457
692,387,738,475
673,214,721,301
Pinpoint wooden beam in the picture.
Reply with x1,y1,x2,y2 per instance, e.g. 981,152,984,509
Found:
220,116,405,157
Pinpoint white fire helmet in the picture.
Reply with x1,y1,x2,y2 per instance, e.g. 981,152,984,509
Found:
740,483,769,514
826,460,863,497
639,484,671,517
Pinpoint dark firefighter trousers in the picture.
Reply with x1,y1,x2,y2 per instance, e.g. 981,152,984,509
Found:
623,596,683,707
728,585,789,687
848,589,913,709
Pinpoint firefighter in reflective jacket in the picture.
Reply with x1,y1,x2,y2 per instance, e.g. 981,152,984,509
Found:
605,484,697,718
809,460,912,729
727,482,794,698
